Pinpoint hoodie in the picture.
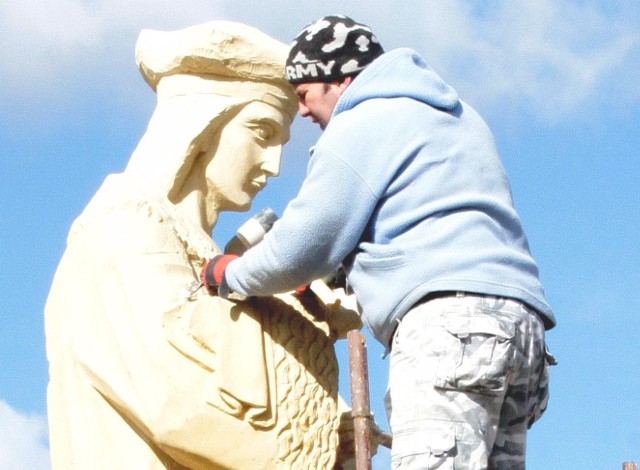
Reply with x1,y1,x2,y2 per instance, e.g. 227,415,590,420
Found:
225,48,555,349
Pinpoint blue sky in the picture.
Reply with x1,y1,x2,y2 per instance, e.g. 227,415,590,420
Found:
1,1,639,468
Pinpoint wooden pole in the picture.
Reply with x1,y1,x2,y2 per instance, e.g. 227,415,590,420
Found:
347,329,371,470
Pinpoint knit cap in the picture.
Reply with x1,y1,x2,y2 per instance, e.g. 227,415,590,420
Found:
285,15,384,84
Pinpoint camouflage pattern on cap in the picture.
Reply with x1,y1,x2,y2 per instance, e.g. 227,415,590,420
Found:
285,15,384,84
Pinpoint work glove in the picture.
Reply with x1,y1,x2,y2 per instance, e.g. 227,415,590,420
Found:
200,254,238,298
295,284,311,295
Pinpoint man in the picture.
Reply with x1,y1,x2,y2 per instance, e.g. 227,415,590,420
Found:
203,15,556,469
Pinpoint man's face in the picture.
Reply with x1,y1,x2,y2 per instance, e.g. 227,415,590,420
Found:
202,101,290,212
294,82,344,130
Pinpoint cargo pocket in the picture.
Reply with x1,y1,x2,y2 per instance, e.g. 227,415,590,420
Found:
435,315,516,395
528,345,555,427
392,427,456,469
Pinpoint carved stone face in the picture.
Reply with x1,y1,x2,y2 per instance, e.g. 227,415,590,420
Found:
203,100,291,212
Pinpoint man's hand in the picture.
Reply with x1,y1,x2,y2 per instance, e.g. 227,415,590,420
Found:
200,254,238,298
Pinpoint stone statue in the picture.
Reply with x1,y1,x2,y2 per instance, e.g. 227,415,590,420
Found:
45,21,359,469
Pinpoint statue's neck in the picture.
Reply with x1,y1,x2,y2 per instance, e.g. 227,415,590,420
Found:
173,188,218,234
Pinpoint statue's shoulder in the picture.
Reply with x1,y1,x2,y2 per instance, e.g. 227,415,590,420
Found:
67,175,214,258
68,176,155,234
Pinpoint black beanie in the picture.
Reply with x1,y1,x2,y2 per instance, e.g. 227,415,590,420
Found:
285,15,384,84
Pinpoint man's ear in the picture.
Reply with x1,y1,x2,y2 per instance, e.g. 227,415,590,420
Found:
338,76,353,92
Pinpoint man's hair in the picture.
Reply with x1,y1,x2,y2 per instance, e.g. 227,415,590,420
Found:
285,15,384,85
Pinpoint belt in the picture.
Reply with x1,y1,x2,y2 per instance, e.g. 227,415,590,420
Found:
413,290,465,307
412,290,543,321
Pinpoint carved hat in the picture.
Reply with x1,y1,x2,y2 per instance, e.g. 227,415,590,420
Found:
137,21,290,89
285,15,384,84
135,21,297,119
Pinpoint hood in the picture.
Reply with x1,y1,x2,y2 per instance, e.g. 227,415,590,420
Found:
333,48,459,116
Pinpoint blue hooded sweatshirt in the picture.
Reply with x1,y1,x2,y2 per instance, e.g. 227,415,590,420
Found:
225,48,556,348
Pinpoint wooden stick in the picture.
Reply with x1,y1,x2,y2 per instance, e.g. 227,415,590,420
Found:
347,329,371,470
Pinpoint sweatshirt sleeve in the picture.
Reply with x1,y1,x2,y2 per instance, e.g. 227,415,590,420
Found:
224,145,379,296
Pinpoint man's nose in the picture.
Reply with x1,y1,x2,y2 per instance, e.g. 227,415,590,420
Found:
298,101,310,118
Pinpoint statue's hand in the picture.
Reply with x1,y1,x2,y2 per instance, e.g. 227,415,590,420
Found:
323,289,362,339
325,306,363,340
293,280,362,338
334,399,388,469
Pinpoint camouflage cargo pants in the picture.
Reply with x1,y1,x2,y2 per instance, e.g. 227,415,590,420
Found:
385,292,551,469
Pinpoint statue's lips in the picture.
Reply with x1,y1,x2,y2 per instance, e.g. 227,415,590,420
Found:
251,180,266,191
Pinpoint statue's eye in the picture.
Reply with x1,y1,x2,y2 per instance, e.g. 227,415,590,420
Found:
249,121,277,142
256,126,272,140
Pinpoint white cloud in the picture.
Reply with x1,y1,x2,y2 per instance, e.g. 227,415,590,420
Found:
0,0,219,89
1,0,638,124
0,400,50,470
0,0,222,122
0,0,218,48
408,0,640,122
